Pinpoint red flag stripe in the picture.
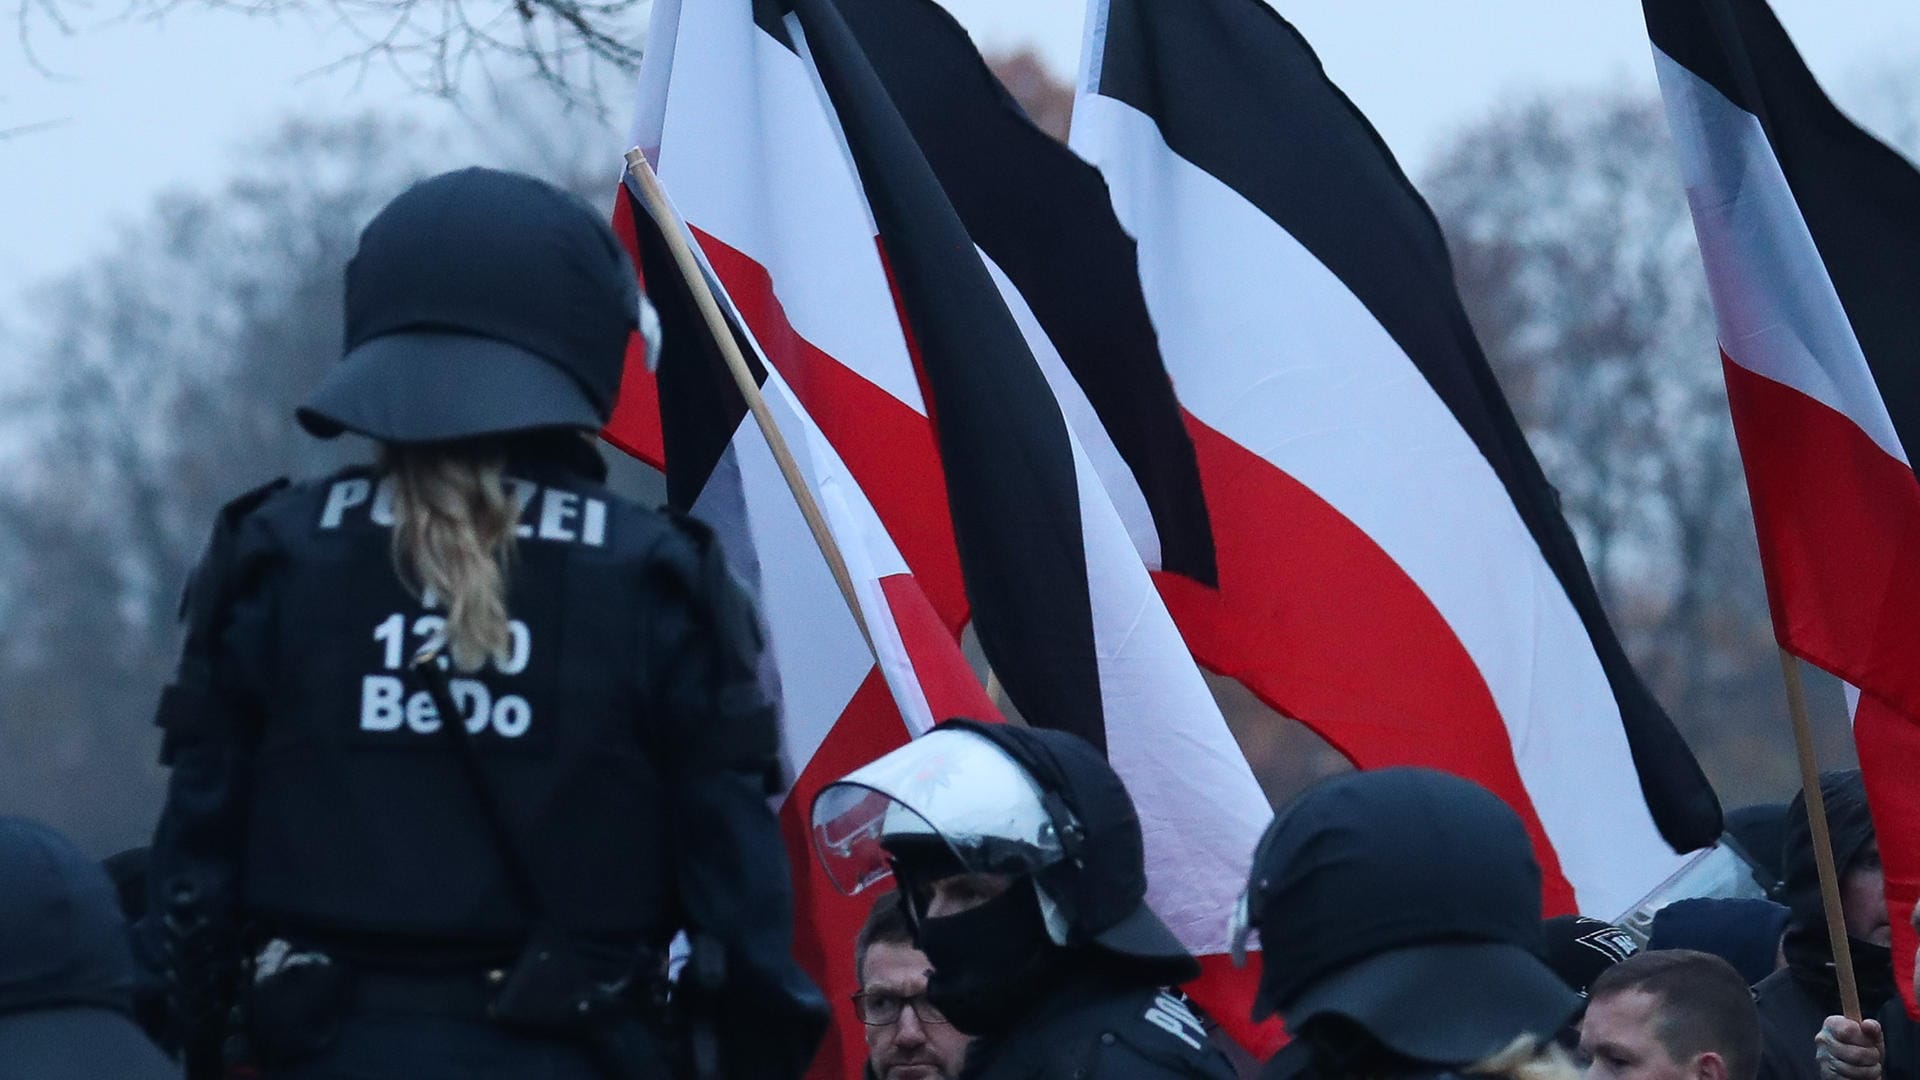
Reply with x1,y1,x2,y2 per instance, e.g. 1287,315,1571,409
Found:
1856,694,1920,1020
1159,416,1581,914
1075,88,1685,917
778,671,915,1080
691,228,970,633
1723,356,1920,699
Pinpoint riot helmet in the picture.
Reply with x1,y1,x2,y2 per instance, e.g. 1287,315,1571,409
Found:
813,719,1196,975
1231,768,1579,1069
298,167,642,445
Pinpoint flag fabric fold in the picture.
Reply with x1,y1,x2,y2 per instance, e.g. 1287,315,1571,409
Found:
1071,0,1723,920
781,0,1275,1049
1644,0,1920,1015
608,177,1002,1075
617,0,1277,1058
616,0,971,636
833,0,1215,584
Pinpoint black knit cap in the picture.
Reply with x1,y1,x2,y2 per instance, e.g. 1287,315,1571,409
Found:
1540,915,1639,996
1242,768,1579,1065
299,167,638,444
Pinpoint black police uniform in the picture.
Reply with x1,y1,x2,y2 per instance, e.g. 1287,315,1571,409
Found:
1232,769,1581,1077
141,166,827,1079
145,439,824,1076
956,978,1234,1080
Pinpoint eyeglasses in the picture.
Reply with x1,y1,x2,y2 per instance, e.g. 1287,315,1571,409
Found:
851,990,949,1027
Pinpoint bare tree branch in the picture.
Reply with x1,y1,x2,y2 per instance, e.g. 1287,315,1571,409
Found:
16,0,648,101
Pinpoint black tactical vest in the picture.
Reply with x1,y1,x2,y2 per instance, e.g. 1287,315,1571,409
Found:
232,457,683,947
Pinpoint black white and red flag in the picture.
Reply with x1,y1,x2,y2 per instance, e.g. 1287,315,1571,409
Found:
1644,0,1920,1013
832,0,1217,587
606,178,1003,1071
612,0,1269,1066
1070,0,1724,920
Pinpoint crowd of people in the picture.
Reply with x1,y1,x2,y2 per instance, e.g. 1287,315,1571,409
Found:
1,166,1914,1079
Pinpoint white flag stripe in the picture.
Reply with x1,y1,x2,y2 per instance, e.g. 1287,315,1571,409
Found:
760,369,938,739
1068,423,1269,952
696,420,876,784
982,249,1166,570
642,0,1274,962
1652,48,1907,464
1072,91,1686,917
645,0,925,417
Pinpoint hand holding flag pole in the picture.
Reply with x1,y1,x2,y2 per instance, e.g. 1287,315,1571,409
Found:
622,147,875,657
1779,648,1863,1021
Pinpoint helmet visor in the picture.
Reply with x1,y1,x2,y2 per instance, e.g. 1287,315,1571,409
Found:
811,728,1067,896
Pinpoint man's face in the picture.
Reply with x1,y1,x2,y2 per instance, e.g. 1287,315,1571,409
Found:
1908,901,1919,1005
922,872,1011,919
1580,989,1710,1080
859,940,971,1080
1841,843,1892,947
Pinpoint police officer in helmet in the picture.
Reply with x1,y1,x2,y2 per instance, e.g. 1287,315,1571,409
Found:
140,166,827,1078
1229,768,1582,1080
812,718,1235,1079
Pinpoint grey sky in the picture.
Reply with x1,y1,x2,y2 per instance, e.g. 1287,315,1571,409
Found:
5,0,1917,295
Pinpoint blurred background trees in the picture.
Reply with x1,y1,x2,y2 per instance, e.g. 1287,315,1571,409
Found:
3,48,1916,880
1423,94,1834,803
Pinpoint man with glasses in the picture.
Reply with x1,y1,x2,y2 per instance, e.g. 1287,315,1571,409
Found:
853,891,971,1080
812,719,1235,1079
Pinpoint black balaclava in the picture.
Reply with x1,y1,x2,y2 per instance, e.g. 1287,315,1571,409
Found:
912,877,1063,1036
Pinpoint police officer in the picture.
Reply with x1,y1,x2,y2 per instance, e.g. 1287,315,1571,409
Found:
811,718,1236,1079
1229,768,1582,1080
140,167,827,1078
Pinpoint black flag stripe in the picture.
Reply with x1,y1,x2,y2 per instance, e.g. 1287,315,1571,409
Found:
1090,0,1721,850
622,184,767,510
837,0,1216,585
784,0,1107,750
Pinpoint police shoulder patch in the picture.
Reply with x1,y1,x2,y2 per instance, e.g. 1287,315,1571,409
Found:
1093,986,1237,1078
1138,989,1208,1053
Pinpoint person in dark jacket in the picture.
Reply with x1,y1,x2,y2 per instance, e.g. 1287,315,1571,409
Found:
1810,900,1920,1080
1581,950,1761,1080
0,818,179,1080
1754,771,1894,1080
138,166,827,1078
812,719,1237,1080
854,890,971,1080
1231,768,1583,1080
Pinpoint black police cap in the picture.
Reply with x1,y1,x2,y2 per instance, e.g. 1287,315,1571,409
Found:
1242,768,1579,1065
299,167,639,444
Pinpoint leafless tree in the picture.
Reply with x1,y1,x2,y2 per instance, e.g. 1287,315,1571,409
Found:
15,0,647,102
1423,92,1858,805
0,91,634,851
0,115,436,849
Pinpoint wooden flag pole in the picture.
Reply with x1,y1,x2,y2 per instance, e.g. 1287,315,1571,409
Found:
623,147,875,656
1780,646,1862,1021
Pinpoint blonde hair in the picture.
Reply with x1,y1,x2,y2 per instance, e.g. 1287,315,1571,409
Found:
1465,1036,1582,1080
383,446,518,672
